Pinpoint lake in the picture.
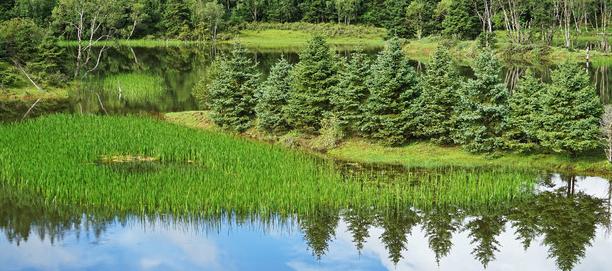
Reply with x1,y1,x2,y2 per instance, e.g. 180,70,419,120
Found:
1,45,611,271
0,173,610,271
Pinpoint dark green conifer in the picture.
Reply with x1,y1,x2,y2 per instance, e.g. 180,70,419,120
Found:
207,44,260,132
255,57,293,133
457,50,509,153
362,38,418,146
413,44,460,144
286,36,337,132
504,71,545,152
538,63,603,154
331,51,371,136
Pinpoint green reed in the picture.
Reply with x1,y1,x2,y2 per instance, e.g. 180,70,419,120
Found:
102,73,166,104
0,115,538,216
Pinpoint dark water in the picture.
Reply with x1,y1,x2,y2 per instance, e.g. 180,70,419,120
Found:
1,174,611,271
1,45,610,122
18,45,609,118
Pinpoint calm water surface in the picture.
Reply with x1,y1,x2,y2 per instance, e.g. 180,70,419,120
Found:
1,174,611,271
1,46,612,270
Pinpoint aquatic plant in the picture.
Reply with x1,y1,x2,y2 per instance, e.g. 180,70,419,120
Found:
0,115,537,216
102,72,167,104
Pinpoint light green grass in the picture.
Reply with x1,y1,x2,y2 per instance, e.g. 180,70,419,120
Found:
1,86,68,101
0,114,538,216
167,111,612,176
229,29,384,49
402,35,611,65
102,73,166,103
328,140,612,175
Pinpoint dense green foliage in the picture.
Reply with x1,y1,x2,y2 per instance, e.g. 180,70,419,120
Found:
362,38,418,146
504,71,545,152
0,0,607,46
195,37,605,156
255,56,292,132
331,51,370,136
456,50,509,153
538,63,604,154
285,36,337,132
207,45,260,132
413,45,460,144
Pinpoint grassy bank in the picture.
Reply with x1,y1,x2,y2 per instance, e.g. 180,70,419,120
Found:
227,22,386,49
1,87,71,121
329,140,611,175
402,36,611,65
166,111,612,176
0,114,537,215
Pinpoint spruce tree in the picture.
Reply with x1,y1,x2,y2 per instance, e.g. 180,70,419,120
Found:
504,71,545,152
207,44,260,132
413,44,460,144
330,51,371,136
255,57,292,133
362,38,418,146
538,63,603,155
457,50,509,153
286,36,337,132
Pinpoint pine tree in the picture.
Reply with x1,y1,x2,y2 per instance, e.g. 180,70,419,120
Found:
286,36,337,132
362,38,418,146
413,44,460,144
255,57,292,133
457,50,509,153
207,44,260,132
330,51,371,136
538,63,603,155
504,71,545,152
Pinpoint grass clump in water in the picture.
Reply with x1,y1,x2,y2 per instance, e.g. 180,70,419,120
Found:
0,115,537,216
102,73,166,104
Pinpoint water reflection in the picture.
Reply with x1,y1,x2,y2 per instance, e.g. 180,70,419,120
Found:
65,46,612,115
1,174,611,271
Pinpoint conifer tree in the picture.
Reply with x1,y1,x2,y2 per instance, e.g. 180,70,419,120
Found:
538,63,603,155
413,44,460,144
330,51,371,136
362,38,418,146
207,44,260,132
286,36,337,132
457,50,509,153
504,71,545,152
255,57,292,133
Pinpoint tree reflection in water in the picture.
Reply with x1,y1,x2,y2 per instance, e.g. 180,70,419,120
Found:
1,174,610,271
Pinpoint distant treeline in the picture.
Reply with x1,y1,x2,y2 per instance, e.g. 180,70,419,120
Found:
197,37,603,155
0,0,609,48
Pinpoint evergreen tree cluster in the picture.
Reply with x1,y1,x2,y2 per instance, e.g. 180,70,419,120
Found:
203,36,603,154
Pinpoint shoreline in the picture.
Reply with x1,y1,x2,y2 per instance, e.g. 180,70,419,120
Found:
164,111,612,177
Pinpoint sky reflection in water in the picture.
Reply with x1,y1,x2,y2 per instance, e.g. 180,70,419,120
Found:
1,175,612,271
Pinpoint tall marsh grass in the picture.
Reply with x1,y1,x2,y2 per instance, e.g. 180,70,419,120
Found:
0,115,537,216
102,73,166,104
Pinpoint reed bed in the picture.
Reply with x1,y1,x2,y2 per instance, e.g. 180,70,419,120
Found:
0,115,537,216
102,73,167,104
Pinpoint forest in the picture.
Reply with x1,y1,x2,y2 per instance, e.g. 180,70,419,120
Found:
0,0,609,46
